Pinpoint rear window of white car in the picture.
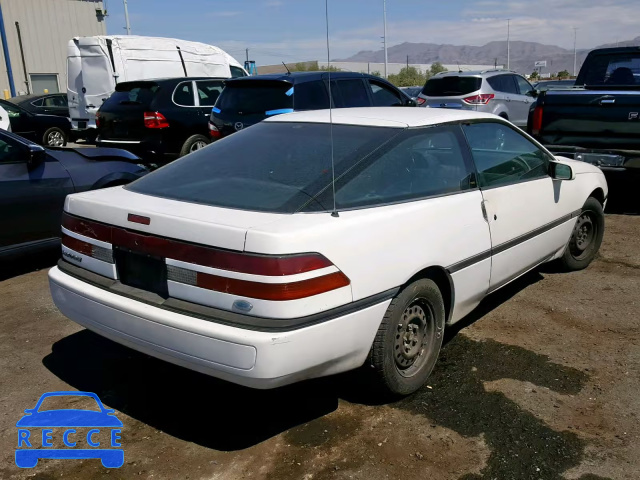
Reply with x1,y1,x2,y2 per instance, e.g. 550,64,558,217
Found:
127,122,473,213
422,76,482,97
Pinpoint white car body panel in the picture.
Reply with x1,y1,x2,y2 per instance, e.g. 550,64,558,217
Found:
49,108,609,388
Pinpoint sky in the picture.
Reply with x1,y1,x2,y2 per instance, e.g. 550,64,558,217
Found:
103,0,639,65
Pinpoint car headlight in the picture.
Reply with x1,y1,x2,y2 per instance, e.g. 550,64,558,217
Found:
575,153,625,167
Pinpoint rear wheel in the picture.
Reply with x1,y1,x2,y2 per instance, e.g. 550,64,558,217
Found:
43,127,67,147
558,197,604,271
180,134,210,157
367,279,445,396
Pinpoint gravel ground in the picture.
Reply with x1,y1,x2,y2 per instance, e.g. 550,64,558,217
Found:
0,213,638,480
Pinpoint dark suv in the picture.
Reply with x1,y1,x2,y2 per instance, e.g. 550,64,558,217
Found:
96,77,225,160
209,72,414,139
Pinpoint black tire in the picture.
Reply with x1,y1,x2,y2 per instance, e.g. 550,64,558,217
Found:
179,134,210,157
558,197,604,271
43,127,67,147
367,278,445,396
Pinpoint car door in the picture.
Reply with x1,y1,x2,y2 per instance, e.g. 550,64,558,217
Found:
195,79,225,127
461,121,577,292
510,75,536,127
168,80,200,149
2,102,37,141
41,95,69,117
0,134,74,251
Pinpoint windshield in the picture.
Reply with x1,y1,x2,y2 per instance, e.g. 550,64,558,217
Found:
422,76,482,96
216,81,293,114
579,52,640,86
107,83,159,106
37,395,101,412
127,122,402,213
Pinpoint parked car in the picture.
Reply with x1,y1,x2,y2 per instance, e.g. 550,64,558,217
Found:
532,79,576,92
400,86,422,100
49,107,607,396
0,129,147,259
416,69,536,127
96,77,225,160
7,93,70,117
0,99,71,146
528,47,640,202
209,72,415,139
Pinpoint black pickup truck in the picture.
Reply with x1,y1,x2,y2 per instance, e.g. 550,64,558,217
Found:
529,47,640,204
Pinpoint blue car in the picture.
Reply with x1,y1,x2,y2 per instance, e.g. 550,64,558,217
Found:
0,129,147,259
16,391,123,468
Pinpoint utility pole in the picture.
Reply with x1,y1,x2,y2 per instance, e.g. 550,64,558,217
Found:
383,0,388,78
246,48,249,63
573,27,578,76
123,0,132,35
406,55,409,69
506,18,510,70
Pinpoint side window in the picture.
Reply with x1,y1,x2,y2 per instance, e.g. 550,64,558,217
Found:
514,75,533,95
196,80,224,106
335,126,472,208
31,98,44,107
462,122,550,188
0,136,24,163
368,80,403,106
230,66,247,78
173,81,195,106
3,102,23,118
488,75,518,94
294,81,329,110
335,79,369,108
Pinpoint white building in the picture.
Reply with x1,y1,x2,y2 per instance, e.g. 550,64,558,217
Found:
0,0,106,96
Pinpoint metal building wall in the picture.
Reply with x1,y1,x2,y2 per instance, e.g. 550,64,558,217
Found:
0,0,106,96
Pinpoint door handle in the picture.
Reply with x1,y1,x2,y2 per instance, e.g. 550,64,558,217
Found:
600,98,615,105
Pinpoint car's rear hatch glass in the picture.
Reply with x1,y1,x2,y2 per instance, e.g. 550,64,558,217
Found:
577,52,640,88
98,81,160,140
422,76,482,97
127,122,402,213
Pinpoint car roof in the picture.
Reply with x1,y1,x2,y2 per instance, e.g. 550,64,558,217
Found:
116,77,227,86
7,93,65,104
266,107,499,128
433,69,518,78
226,71,376,85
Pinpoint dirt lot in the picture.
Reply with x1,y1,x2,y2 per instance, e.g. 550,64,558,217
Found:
0,214,638,480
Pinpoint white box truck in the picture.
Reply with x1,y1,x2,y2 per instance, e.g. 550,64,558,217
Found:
67,35,246,137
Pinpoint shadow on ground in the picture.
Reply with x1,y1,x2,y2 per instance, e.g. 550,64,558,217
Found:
43,270,609,479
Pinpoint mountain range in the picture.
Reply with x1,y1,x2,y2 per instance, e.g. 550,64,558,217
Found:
339,37,640,75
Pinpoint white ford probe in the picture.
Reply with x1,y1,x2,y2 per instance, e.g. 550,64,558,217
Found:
49,107,607,395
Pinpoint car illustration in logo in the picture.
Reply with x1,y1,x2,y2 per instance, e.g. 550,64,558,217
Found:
16,391,123,468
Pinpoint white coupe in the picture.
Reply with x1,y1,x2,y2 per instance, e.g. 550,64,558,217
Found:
49,108,607,395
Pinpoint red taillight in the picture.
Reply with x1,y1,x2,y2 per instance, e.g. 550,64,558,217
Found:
144,111,169,129
62,212,112,242
463,93,494,105
61,233,114,263
208,122,221,139
531,105,543,136
416,97,426,105
196,271,350,301
95,114,101,128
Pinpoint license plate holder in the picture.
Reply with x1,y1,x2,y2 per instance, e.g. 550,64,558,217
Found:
114,248,168,297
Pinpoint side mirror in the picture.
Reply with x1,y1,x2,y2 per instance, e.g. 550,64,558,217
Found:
27,145,46,171
527,89,538,97
549,161,574,180
406,99,417,107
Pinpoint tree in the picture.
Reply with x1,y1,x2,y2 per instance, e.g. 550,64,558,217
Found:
370,70,382,77
530,70,539,79
429,62,447,76
557,69,570,79
387,66,427,87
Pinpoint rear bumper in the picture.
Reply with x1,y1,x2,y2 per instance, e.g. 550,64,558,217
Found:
49,266,389,389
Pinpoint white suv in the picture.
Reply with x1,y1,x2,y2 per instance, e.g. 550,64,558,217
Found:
417,70,536,127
